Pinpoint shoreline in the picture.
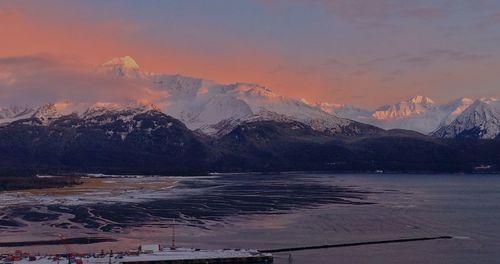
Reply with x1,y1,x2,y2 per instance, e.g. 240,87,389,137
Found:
0,237,116,248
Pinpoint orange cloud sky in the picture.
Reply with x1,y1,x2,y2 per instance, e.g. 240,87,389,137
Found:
0,7,320,103
1,3,499,108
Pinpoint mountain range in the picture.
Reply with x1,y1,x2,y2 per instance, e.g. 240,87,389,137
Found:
0,56,498,175
2,56,499,139
319,96,500,139
1,56,382,137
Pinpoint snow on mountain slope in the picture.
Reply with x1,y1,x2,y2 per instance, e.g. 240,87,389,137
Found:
2,55,495,139
226,83,350,131
0,105,33,119
178,81,350,135
320,96,474,134
150,77,255,130
131,62,354,136
316,103,373,123
99,57,494,136
438,97,474,127
80,102,160,127
371,96,474,133
198,109,295,137
33,101,69,118
99,56,143,78
433,97,500,139
372,96,436,120
18,100,175,140
28,101,97,125
370,96,445,133
19,100,156,129
0,105,35,124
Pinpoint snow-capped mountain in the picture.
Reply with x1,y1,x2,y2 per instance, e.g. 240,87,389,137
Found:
437,97,474,127
149,74,354,135
96,56,372,137
14,101,179,142
320,96,475,134
31,101,78,125
0,105,34,124
0,56,497,140
370,96,448,133
81,102,158,120
99,56,142,78
433,97,500,139
315,103,373,124
1,57,499,175
15,100,158,130
372,96,436,120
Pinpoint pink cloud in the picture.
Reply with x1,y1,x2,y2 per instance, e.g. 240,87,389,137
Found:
0,55,167,106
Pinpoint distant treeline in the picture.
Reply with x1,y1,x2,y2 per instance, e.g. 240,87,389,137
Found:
0,176,82,191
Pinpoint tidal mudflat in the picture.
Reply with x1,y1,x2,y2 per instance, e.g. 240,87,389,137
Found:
1,174,499,264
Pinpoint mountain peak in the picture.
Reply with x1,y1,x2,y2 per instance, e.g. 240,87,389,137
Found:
32,102,64,124
479,97,499,104
100,56,141,78
459,97,474,104
0,105,34,120
408,95,435,105
103,56,139,70
433,97,500,139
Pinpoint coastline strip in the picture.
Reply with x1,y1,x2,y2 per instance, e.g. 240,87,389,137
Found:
0,237,116,247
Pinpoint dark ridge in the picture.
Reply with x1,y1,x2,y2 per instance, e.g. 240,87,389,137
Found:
0,176,82,191
0,112,499,175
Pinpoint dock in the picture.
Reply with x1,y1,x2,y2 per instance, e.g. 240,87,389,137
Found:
1,247,273,264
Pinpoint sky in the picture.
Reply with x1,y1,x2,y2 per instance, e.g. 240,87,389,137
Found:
1,0,500,109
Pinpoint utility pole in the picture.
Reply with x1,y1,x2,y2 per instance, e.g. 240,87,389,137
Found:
171,219,176,249
108,250,113,264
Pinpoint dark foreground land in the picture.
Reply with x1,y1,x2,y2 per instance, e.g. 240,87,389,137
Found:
0,237,115,247
0,176,82,191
